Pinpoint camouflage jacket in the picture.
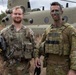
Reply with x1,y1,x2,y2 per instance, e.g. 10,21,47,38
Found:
39,23,76,70
0,24,37,60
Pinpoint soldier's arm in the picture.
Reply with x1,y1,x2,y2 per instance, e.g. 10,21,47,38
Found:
38,26,50,56
40,32,46,43
68,26,76,73
28,28,42,72
35,27,50,70
28,28,39,58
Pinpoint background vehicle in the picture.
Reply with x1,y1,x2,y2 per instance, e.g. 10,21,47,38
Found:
1,0,76,36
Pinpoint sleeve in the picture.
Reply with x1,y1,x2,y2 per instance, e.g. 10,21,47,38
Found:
28,28,39,58
38,29,47,56
29,28,47,58
69,26,76,70
29,28,35,45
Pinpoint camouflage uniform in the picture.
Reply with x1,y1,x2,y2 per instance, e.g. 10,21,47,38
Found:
39,23,76,75
0,25,37,75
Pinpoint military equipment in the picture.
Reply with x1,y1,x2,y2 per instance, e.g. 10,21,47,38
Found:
1,0,76,36
44,23,71,55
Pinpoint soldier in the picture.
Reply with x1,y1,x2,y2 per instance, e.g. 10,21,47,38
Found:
37,2,76,75
0,6,37,75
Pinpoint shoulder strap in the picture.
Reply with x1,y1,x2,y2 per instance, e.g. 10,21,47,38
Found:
45,25,52,35
61,23,71,32
63,23,71,27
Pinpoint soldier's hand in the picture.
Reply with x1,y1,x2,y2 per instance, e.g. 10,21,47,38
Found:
68,70,76,75
35,57,41,68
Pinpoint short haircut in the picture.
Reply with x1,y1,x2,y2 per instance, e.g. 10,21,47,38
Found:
12,6,24,14
51,2,62,10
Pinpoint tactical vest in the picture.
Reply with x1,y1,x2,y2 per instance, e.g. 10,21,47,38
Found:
5,25,33,59
45,23,70,55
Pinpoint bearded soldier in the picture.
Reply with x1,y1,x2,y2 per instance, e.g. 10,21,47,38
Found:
0,6,38,75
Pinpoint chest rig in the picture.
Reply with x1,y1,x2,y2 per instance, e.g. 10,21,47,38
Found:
5,25,33,59
45,24,70,55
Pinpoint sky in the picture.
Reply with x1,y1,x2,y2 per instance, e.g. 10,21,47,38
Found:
0,0,76,14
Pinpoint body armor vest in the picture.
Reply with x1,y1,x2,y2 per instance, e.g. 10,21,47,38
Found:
45,24,70,55
5,26,33,59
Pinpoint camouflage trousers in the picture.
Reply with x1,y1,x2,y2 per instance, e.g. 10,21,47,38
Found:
46,63,69,75
45,54,70,75
3,59,30,75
